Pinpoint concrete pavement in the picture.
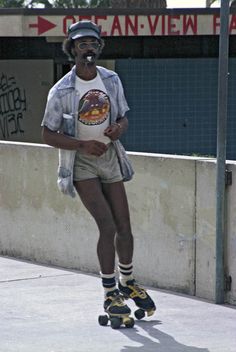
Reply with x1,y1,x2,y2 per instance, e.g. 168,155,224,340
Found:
0,256,235,352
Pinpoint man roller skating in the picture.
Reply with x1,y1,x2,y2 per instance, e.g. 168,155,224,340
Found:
41,20,156,329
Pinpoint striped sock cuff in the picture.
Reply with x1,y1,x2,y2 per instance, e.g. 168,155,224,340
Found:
100,272,116,289
118,262,133,276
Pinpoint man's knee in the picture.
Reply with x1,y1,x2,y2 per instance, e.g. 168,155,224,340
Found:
97,216,117,237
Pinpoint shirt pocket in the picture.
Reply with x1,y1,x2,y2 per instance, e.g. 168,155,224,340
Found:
62,113,75,137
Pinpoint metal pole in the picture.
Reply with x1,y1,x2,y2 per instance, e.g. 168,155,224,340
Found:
215,0,230,304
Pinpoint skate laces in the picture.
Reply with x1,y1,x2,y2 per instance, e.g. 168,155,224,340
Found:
112,293,126,307
106,291,126,307
127,280,147,299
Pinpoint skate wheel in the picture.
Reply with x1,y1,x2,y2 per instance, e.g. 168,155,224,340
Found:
98,314,109,326
110,317,122,329
134,308,145,320
123,317,135,328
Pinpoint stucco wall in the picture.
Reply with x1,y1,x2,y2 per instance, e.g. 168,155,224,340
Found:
0,141,235,304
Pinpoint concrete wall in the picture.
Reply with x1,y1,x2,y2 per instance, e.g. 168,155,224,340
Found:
0,141,235,305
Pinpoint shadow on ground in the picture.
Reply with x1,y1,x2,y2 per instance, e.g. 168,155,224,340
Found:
119,320,209,352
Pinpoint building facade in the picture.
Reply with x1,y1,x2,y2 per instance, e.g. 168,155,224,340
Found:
1,7,236,158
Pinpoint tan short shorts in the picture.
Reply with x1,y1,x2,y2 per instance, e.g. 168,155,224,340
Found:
73,143,123,183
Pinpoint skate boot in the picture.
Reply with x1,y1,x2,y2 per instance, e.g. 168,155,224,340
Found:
118,279,156,320
98,289,134,329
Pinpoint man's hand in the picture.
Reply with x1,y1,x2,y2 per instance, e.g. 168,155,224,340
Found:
79,140,108,156
104,123,121,141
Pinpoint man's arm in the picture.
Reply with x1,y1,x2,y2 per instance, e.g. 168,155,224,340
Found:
116,116,128,133
42,126,108,156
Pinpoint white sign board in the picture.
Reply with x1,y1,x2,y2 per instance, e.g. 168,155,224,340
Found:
1,13,236,37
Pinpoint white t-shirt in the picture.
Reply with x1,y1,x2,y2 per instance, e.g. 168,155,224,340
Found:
75,73,111,144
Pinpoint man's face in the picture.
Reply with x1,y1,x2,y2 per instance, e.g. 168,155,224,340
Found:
73,37,101,63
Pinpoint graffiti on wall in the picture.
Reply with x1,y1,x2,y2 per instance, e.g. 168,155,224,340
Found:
0,73,27,139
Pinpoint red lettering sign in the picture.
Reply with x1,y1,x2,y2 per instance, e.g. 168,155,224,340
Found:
168,15,180,35
94,16,107,36
147,15,159,35
63,15,76,35
183,15,197,35
125,15,138,36
79,15,92,21
111,16,122,36
26,13,236,38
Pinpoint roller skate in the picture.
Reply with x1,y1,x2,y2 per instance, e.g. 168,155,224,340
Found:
98,289,135,329
118,279,156,320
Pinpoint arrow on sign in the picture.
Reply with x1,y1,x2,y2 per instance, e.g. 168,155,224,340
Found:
29,16,56,35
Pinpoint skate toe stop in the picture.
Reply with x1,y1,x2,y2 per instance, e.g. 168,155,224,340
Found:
147,309,155,317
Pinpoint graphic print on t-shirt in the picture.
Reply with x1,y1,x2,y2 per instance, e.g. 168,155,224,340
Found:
78,89,110,126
